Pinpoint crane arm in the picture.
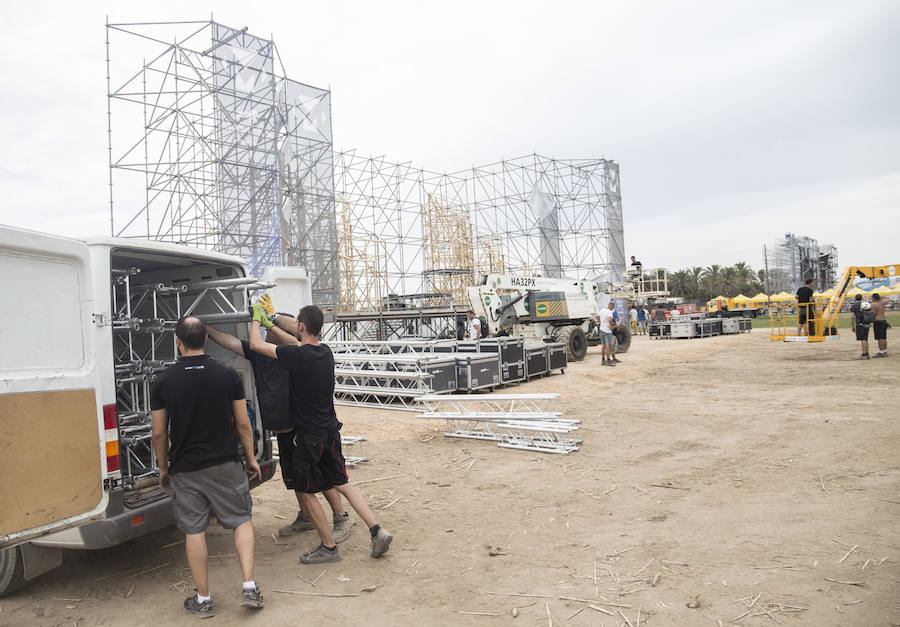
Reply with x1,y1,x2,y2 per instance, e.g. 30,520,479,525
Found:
822,265,899,328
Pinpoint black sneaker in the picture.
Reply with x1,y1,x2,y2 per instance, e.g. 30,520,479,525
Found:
241,585,264,609
183,593,215,619
857,354,870,360
612,357,621,363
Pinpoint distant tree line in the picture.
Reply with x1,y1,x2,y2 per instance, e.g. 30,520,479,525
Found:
666,262,766,301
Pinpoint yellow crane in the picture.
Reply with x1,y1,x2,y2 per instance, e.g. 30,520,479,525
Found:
770,265,898,342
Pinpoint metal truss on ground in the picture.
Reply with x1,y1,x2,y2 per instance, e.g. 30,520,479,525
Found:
334,152,624,307
106,20,338,305
764,233,838,293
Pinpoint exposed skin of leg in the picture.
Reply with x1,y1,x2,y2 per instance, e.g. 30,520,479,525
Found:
333,483,377,528
861,339,868,355
299,492,335,547
879,338,887,351
185,532,209,597
232,521,255,583
295,489,344,516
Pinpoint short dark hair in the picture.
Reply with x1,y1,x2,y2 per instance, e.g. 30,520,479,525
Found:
176,316,207,349
854,294,863,301
805,278,814,286
297,305,324,336
872,293,881,301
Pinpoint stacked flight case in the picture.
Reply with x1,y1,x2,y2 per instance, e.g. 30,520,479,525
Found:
455,353,501,391
478,336,526,385
525,343,549,379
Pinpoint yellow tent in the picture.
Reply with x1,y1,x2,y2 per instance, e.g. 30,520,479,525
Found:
870,285,891,296
815,288,834,299
846,286,870,298
770,291,796,302
889,284,900,295
733,294,752,303
751,292,770,304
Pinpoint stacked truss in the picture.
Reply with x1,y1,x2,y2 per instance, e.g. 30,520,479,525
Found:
106,20,338,305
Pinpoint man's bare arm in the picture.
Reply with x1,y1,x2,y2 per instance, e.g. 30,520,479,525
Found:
151,409,170,488
205,324,244,355
273,315,300,335
248,320,278,359
267,324,299,346
232,399,260,479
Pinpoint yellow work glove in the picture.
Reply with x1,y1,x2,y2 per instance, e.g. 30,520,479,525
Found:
251,303,274,329
257,293,275,316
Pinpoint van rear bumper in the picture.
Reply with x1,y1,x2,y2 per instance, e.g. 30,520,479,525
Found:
33,458,277,550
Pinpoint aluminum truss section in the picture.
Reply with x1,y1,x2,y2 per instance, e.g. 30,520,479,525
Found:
414,394,580,454
332,354,456,411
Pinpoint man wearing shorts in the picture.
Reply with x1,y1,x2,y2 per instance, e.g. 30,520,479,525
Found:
205,307,352,543
796,278,814,336
151,317,263,618
851,298,872,359
871,293,889,358
250,305,393,564
595,301,617,367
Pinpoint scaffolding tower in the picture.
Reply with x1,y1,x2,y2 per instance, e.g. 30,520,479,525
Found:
764,233,838,293
106,20,338,306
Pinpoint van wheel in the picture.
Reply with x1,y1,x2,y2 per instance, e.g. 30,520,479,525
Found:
0,547,26,598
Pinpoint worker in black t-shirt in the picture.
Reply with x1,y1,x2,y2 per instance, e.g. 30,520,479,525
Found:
205,308,352,544
249,305,393,564
150,317,263,617
796,278,815,336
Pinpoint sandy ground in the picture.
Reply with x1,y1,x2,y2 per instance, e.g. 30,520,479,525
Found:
2,328,899,626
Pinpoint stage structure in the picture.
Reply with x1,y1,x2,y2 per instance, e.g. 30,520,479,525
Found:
333,151,624,307
764,233,838,293
106,20,338,305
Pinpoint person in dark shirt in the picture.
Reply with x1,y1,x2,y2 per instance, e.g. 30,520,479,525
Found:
205,308,351,543
796,278,815,336
150,317,263,617
849,295,871,359
249,305,393,564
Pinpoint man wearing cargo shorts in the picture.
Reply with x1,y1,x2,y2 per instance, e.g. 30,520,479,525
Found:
151,316,263,618
870,293,889,358
594,301,617,367
249,305,393,564
205,309,352,543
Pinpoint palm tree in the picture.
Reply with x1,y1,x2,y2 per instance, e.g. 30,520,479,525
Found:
689,267,704,299
669,270,691,298
720,266,741,296
701,265,723,299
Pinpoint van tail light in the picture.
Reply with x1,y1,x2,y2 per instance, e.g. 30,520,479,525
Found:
102,404,120,472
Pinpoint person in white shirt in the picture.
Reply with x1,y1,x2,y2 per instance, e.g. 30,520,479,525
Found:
594,302,619,366
629,307,638,333
465,310,481,340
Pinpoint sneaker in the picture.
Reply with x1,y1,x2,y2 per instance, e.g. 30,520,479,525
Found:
183,593,215,619
857,354,870,360
332,512,353,544
279,511,314,536
300,544,343,564
241,585,264,609
370,527,393,558
872,352,886,358
602,361,616,367
612,357,621,363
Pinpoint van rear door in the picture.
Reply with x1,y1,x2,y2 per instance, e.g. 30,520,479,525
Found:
0,226,108,548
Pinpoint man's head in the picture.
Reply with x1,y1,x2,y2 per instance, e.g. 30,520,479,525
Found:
855,294,863,302
466,310,475,320
175,316,206,352
805,278,814,287
297,305,324,338
872,293,881,302
630,256,636,262
607,301,615,310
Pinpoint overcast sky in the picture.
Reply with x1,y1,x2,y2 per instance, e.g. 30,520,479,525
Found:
1,1,897,273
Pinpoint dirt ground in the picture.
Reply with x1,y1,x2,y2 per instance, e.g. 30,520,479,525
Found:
3,328,899,626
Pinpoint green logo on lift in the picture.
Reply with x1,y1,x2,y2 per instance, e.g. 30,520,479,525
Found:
536,303,548,315
484,296,491,306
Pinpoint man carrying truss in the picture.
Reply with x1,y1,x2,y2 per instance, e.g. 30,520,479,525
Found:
150,317,263,617
249,305,393,564
204,301,352,544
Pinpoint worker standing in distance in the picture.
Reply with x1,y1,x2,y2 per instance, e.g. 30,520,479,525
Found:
465,310,482,340
204,303,352,543
796,278,815,336
249,305,393,564
870,293,889,357
629,305,638,334
595,301,617,367
630,255,642,269
852,298,873,359
150,317,263,618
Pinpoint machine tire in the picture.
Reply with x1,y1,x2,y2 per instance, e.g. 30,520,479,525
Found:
613,326,632,354
0,546,26,598
556,326,588,361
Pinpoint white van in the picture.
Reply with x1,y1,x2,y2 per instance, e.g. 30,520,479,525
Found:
0,226,277,595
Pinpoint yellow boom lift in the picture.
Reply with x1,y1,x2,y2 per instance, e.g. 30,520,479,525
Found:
770,265,898,342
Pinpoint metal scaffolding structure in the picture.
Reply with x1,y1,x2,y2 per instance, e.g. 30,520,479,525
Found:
334,152,623,306
764,233,838,293
106,20,338,305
